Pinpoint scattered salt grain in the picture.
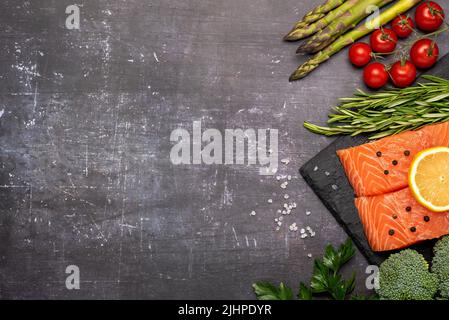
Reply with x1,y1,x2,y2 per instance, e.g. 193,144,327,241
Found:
284,194,290,199
267,199,273,204
281,158,290,165
287,175,292,181
324,171,330,176
307,253,312,258
250,211,256,216
300,228,305,234
306,211,311,216
313,166,319,172
280,181,288,189
331,184,338,190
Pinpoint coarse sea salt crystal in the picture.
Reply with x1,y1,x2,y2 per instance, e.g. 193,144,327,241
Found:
306,211,311,216
268,199,273,203
250,211,256,216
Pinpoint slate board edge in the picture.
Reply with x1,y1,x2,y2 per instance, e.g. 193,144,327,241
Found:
299,146,385,266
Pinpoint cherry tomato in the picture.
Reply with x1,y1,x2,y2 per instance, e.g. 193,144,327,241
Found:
415,1,445,32
370,28,398,53
348,43,372,67
410,39,439,69
392,15,415,38
363,62,389,89
390,60,417,88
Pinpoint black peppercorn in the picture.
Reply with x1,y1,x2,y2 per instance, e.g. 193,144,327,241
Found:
389,229,395,236
406,206,412,212
404,150,410,156
376,151,382,157
384,170,389,175
410,227,416,232
392,214,398,219
424,216,430,222
392,160,398,166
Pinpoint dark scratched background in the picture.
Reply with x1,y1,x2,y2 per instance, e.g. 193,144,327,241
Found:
0,0,448,299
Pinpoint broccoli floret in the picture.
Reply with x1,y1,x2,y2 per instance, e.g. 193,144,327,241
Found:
432,236,449,299
377,249,438,300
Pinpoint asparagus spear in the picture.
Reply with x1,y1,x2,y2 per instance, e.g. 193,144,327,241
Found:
290,0,423,81
297,0,394,54
285,0,348,41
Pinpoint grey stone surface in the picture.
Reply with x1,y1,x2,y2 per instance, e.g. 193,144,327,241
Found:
0,0,448,299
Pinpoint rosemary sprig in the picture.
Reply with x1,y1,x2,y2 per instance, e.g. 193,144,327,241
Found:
304,76,449,139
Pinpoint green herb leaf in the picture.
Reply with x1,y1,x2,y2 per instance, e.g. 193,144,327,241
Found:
298,282,313,300
304,76,449,139
252,282,294,300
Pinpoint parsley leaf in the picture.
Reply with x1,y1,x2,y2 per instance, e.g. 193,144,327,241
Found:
253,239,362,300
252,282,293,300
298,282,313,300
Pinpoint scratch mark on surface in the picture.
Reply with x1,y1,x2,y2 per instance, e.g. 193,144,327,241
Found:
33,83,38,113
84,143,89,177
118,223,137,229
232,226,240,247
188,247,193,279
153,52,159,63
28,185,33,218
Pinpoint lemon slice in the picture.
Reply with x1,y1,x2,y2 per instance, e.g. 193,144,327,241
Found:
409,147,449,212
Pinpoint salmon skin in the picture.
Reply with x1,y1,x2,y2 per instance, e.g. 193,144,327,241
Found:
337,121,449,197
355,188,449,252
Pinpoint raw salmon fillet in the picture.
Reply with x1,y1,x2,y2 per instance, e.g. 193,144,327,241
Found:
337,121,449,197
355,188,449,252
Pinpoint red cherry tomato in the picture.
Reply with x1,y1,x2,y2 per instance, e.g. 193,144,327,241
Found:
392,15,415,38
348,43,372,67
363,62,389,89
415,1,445,32
390,60,417,88
370,28,398,53
410,38,439,69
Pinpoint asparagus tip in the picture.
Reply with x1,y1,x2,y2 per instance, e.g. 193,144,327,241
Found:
283,33,298,42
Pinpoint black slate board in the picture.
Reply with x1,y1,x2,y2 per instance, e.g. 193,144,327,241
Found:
300,54,449,266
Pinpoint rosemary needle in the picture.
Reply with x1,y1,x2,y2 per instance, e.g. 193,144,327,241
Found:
304,76,449,139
